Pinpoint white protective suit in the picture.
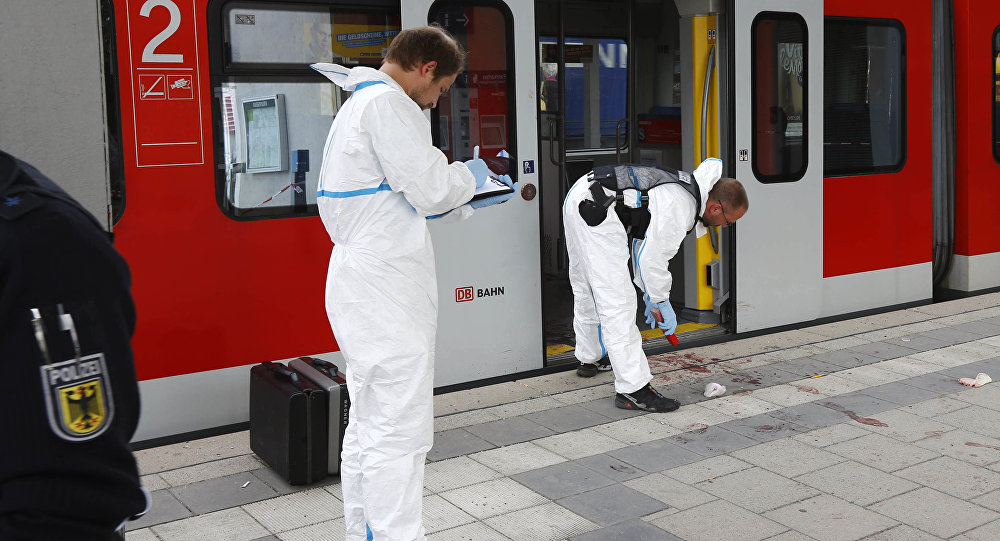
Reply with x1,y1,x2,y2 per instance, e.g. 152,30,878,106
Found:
563,158,723,393
312,63,476,541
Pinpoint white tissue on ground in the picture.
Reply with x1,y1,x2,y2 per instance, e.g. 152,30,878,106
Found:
704,382,726,398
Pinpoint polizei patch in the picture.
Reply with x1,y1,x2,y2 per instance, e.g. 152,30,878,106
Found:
40,353,114,441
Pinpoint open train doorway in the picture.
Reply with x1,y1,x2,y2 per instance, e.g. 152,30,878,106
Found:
537,0,733,369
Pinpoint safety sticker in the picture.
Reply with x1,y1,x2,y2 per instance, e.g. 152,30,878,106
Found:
139,74,166,100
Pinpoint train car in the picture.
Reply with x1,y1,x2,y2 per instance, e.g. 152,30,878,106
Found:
1,0,996,445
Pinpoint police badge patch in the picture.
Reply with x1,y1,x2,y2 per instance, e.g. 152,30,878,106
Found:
40,353,114,441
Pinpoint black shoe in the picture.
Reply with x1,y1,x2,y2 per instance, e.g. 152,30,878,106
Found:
576,357,612,378
615,384,680,412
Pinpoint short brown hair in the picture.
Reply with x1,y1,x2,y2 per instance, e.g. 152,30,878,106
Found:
384,24,466,79
708,178,749,212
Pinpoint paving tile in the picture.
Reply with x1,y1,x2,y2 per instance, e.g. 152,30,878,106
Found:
135,432,251,476
250,465,330,497
895,455,1000,499
814,336,874,350
695,466,820,513
249,536,279,541
665,425,759,457
731,438,846,477
868,487,998,538
779,356,841,377
123,529,160,541
483,502,598,540
126,489,193,530
660,403,741,431
423,493,476,534
426,428,495,461
900,371,970,393
485,395,564,419
833,364,909,386
278,518,345,541
467,441,566,476
440,478,549,519
573,453,646,482
906,395,973,418
426,521,512,541
550,385,617,406
855,382,942,407
140,473,169,492
793,461,919,506
241,487,342,533
661,454,754,483
718,366,803,391
798,374,872,396
150,508,270,541
875,356,947,377
894,334,953,352
169,472,278,515
764,494,897,541
719,414,811,443
909,343,1000,368
843,341,920,360
624,472,718,510
607,436,706,473
971,489,1000,512
650,499,788,541
510,460,614,500
763,531,821,541
852,408,957,442
856,524,940,541
434,409,502,432
532,427,628,460
424,455,503,493
749,383,830,407
577,396,647,420
791,422,872,447
557,483,668,526
698,394,784,419
825,433,940,472
463,416,554,447
935,405,1000,439
816,392,900,418
952,518,1000,541
920,327,985,346
591,415,681,445
570,518,682,541
159,455,263,487
809,349,886,370
769,402,851,430
523,404,615,433
951,384,1000,411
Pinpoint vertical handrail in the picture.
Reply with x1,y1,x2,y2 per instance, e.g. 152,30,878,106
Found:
615,118,628,164
701,44,716,162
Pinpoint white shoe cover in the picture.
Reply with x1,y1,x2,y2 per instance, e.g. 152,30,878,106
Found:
704,382,727,398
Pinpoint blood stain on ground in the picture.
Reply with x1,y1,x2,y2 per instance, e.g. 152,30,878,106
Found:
966,442,1000,452
794,385,820,394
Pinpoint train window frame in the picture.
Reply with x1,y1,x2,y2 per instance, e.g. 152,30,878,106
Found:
994,26,1000,164
751,11,809,184
824,17,907,178
206,0,400,221
427,0,518,176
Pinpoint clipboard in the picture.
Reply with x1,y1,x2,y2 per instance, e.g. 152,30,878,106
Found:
470,175,515,201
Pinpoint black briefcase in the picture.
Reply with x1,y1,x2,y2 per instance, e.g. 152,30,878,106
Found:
249,361,328,485
288,357,350,474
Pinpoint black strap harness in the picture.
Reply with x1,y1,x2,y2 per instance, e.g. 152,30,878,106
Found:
578,164,702,239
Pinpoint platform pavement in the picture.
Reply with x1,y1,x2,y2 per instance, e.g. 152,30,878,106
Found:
124,293,1000,541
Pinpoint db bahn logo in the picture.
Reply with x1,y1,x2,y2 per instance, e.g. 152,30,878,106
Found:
455,285,505,302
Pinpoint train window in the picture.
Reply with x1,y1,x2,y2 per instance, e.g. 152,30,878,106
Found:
209,1,400,220
752,12,808,183
538,37,628,152
994,26,1000,163
825,19,905,176
430,3,517,170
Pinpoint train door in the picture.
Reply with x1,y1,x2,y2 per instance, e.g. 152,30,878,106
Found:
731,0,824,332
400,1,544,386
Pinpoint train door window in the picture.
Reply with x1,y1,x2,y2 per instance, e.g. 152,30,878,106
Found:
752,12,808,183
539,37,628,151
208,1,399,220
825,19,905,176
429,3,516,171
994,26,1000,163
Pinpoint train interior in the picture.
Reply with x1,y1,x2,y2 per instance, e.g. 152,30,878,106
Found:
534,0,730,368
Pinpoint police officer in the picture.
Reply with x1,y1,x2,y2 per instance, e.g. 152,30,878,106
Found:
0,150,147,540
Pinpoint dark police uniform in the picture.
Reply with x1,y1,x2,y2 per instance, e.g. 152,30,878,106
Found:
0,151,147,540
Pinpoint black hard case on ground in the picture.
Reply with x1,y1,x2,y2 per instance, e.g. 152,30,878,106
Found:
249,361,328,485
288,357,350,474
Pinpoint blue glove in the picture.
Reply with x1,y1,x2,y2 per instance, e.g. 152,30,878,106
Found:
643,297,677,334
468,174,516,210
463,158,491,189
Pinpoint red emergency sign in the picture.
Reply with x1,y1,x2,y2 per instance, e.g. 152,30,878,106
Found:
125,0,203,167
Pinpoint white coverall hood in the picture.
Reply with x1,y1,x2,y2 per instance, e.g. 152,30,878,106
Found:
313,62,475,540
